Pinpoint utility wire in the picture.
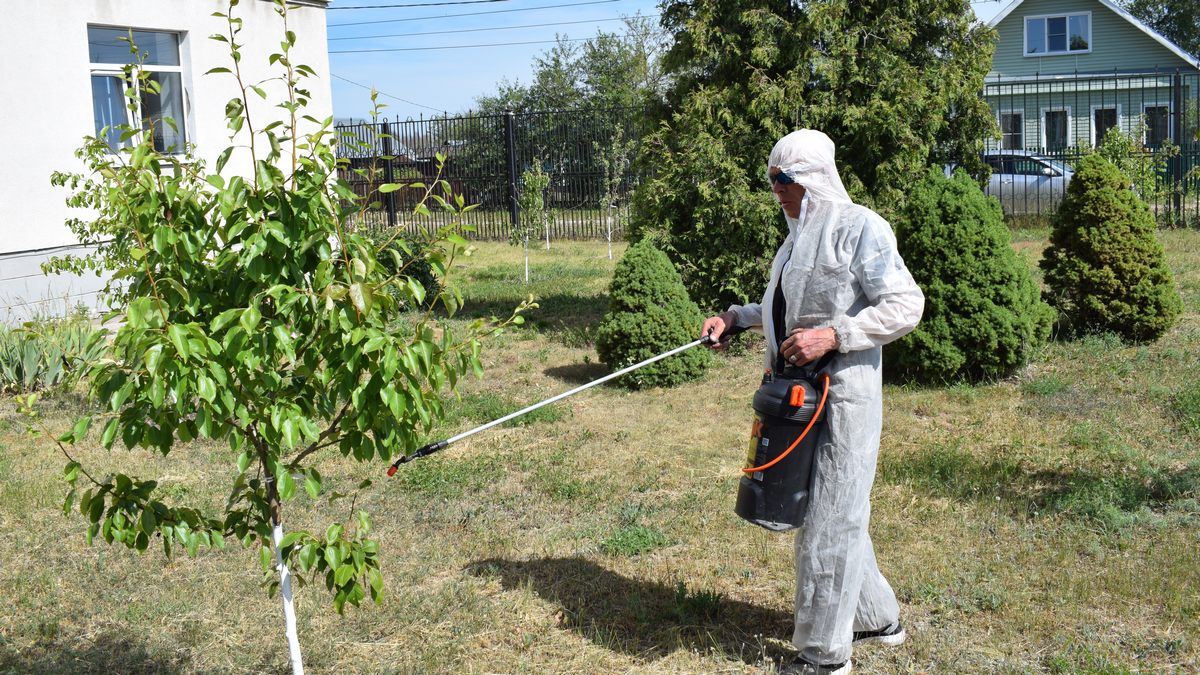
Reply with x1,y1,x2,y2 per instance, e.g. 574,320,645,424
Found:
327,0,620,28
330,31,663,52
327,14,656,40
331,72,447,112
329,0,509,9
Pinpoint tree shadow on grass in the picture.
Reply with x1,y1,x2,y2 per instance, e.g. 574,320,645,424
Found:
450,293,609,337
879,444,1200,526
544,362,610,386
0,631,187,674
466,556,794,666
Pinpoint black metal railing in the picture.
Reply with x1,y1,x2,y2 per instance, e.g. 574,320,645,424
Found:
982,69,1200,226
335,108,651,240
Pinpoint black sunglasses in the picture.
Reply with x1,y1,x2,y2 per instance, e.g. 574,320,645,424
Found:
769,171,796,186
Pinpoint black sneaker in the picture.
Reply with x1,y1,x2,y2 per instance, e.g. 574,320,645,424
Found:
851,621,906,647
780,656,851,674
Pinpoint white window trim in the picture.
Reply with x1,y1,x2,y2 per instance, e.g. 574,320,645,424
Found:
1090,104,1122,146
1040,106,1073,150
1024,12,1093,57
999,110,1024,149
87,25,190,155
1142,102,1172,145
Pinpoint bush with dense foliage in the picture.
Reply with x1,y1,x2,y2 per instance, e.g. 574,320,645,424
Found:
364,228,441,309
1041,154,1182,342
595,240,711,389
888,169,1053,382
630,0,996,311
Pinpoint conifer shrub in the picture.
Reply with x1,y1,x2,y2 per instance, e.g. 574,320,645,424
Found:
1040,154,1182,342
364,228,440,310
888,168,1053,382
595,240,712,389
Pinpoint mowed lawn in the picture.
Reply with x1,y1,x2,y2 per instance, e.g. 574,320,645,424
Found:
1,233,1198,674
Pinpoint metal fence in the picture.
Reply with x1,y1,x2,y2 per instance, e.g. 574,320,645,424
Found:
335,108,651,240
982,69,1200,225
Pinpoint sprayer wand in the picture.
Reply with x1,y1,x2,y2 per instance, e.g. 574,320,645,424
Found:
387,325,747,475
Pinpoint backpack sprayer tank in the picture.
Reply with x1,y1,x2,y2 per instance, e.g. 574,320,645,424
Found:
734,361,830,532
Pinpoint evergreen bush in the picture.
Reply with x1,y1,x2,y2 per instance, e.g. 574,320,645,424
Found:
363,228,440,309
1041,154,1182,342
595,240,711,389
888,169,1053,382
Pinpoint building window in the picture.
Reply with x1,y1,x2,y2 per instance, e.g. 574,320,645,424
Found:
88,26,186,153
1044,109,1069,151
1145,106,1170,146
1026,14,1090,55
1093,107,1117,145
1001,113,1023,150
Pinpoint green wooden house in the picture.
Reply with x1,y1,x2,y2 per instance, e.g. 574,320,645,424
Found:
984,0,1199,152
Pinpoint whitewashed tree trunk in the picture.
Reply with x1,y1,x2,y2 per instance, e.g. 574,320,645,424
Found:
524,237,530,283
605,207,614,260
272,522,305,675
543,213,550,250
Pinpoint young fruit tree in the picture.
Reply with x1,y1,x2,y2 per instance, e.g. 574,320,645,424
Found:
32,2,524,672
595,126,635,260
513,161,551,281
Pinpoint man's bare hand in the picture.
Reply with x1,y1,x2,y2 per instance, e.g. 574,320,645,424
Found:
780,327,838,365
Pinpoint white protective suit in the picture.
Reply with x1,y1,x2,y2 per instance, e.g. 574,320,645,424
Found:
723,130,924,665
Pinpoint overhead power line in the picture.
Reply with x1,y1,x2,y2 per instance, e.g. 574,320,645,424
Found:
327,0,620,28
331,72,447,112
329,0,509,10
329,30,664,53
327,14,656,40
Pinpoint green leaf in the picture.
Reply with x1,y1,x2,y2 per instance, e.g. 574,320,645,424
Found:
239,305,262,332
237,450,251,474
324,543,341,570
101,418,120,448
210,308,241,332
348,283,368,313
334,564,355,587
140,507,158,535
279,532,305,550
378,183,405,193
197,374,217,403
304,471,321,500
277,466,296,501
369,568,385,602
325,523,343,543
168,325,192,361
216,147,233,174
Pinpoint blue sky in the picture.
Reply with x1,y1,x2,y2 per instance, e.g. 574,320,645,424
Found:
326,0,1010,121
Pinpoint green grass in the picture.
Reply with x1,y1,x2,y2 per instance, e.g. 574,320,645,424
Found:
2,234,1200,673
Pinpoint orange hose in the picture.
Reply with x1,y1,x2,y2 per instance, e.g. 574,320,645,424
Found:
742,372,830,474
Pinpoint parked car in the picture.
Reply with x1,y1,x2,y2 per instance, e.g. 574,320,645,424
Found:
982,151,1074,217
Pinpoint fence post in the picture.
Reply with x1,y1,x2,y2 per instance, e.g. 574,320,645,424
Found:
1172,71,1184,224
381,120,397,229
504,109,520,236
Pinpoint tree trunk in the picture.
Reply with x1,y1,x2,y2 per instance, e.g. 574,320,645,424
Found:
606,208,613,260
267,476,305,675
524,237,530,283
543,212,550,250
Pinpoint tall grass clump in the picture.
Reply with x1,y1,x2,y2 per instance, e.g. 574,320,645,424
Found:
0,313,107,393
888,168,1053,382
1041,154,1182,342
595,240,711,389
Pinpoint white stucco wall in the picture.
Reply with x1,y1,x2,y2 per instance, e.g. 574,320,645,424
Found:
0,0,331,324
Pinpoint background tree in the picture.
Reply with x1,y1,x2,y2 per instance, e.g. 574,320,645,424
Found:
888,169,1053,382
595,126,636,260
1121,0,1200,59
36,3,523,671
631,0,997,311
1041,154,1182,342
514,161,551,280
595,240,712,389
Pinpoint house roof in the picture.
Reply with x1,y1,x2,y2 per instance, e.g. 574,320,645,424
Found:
988,0,1199,69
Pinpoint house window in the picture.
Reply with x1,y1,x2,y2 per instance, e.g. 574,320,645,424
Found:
1093,107,1118,145
1044,109,1069,151
1001,113,1023,150
1026,14,1090,55
88,26,186,153
1145,105,1170,146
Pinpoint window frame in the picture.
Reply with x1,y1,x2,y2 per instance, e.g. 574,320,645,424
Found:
87,25,189,155
1024,12,1093,57
1040,106,1072,151
1090,105,1121,146
1143,103,1171,146
999,111,1024,150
